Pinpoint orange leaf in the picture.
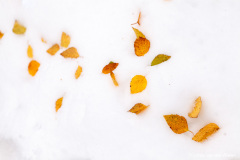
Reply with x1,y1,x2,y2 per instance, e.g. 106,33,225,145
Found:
110,71,119,86
61,32,71,48
130,75,147,94
75,65,82,79
164,114,189,134
134,37,150,56
188,96,202,118
102,62,119,74
47,44,60,55
129,103,148,114
0,31,4,39
60,47,79,58
27,45,33,58
192,123,219,142
56,97,63,112
28,60,40,76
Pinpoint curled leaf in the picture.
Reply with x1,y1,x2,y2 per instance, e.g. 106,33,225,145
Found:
27,45,33,58
61,32,71,48
60,47,79,58
130,75,147,94
129,103,148,114
134,37,150,56
12,20,26,34
151,54,171,66
132,27,145,38
56,97,63,112
164,114,188,134
75,65,82,79
0,31,4,39
47,44,60,55
110,71,119,86
102,62,119,74
28,60,40,76
192,123,219,142
188,96,202,118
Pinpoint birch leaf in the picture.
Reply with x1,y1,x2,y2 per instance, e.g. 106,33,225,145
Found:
27,45,33,58
47,44,60,55
110,71,119,86
134,37,150,56
0,31,4,39
130,75,147,94
192,123,220,142
61,32,71,48
56,97,63,112
102,62,119,74
60,47,79,58
151,54,171,66
188,96,202,118
132,27,145,38
164,114,189,134
12,20,26,34
28,60,40,76
75,65,82,79
129,103,148,114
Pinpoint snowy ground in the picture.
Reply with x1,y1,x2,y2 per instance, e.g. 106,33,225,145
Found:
0,0,240,159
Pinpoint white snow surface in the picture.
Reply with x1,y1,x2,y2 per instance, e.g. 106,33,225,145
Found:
0,0,240,159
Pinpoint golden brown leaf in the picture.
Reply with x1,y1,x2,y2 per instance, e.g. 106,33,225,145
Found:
102,62,119,74
151,54,171,66
28,60,40,76
110,71,119,86
132,27,145,38
129,103,148,114
56,97,63,112
192,123,220,142
188,96,202,118
75,65,82,79
164,114,189,134
130,75,147,94
27,45,33,58
0,31,4,39
60,47,79,58
47,44,60,56
134,37,150,56
131,12,141,25
12,20,26,34
61,32,71,48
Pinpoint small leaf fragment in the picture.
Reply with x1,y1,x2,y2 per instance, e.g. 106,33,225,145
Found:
102,62,119,74
130,75,147,94
27,45,33,58
188,96,202,118
192,123,219,142
134,37,150,56
41,37,47,43
61,32,71,48
132,27,145,38
129,103,148,114
151,54,171,66
47,44,60,55
60,47,79,58
28,60,40,76
75,65,82,79
131,12,141,25
164,114,189,134
110,71,119,86
0,31,4,39
12,20,26,34
56,97,63,112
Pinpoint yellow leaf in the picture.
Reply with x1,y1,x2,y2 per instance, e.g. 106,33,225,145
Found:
192,123,219,142
129,103,148,114
56,97,63,112
27,45,33,58
47,44,60,56
12,20,26,34
130,75,147,94
28,60,40,76
0,31,4,39
110,71,119,86
60,47,79,58
188,96,202,118
132,27,145,38
134,37,150,56
102,62,119,74
164,114,189,134
61,32,71,48
151,54,171,66
75,65,82,79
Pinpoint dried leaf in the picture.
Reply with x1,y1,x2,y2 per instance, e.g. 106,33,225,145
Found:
27,45,33,58
41,37,47,43
131,12,141,25
56,97,63,112
164,114,189,134
134,37,150,56
151,54,171,66
0,31,4,39
28,60,40,76
132,27,145,38
110,71,119,86
61,32,71,48
130,75,147,94
192,123,219,142
12,20,26,34
102,62,119,74
129,103,148,114
47,44,60,55
75,65,82,79
188,96,202,118
60,47,79,58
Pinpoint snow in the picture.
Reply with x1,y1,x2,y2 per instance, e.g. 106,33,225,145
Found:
0,0,240,159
